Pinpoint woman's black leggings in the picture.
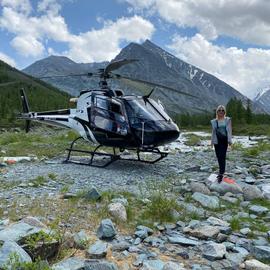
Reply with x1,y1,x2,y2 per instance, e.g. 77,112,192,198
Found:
214,141,228,175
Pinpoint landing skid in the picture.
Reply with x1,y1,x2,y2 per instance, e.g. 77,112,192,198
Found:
64,137,168,167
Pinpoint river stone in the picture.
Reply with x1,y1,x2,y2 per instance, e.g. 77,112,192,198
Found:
0,241,32,268
167,235,199,246
0,222,43,242
202,242,226,261
242,185,263,201
210,182,243,195
190,182,211,195
189,225,220,240
252,245,270,260
84,260,118,270
249,205,268,215
87,240,108,259
52,257,85,270
97,219,116,240
245,259,270,270
192,192,220,209
108,202,127,222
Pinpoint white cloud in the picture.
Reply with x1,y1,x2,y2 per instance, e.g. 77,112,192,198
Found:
124,0,270,45
11,35,45,57
0,51,16,66
37,0,61,16
0,0,32,14
168,34,270,98
0,1,154,62
67,15,155,62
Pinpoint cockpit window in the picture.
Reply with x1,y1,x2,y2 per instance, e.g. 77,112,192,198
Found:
125,98,167,123
95,97,123,115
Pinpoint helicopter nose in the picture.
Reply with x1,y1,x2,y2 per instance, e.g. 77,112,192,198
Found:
132,121,180,146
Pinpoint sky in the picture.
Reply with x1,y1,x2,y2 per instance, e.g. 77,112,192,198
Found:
1,0,270,99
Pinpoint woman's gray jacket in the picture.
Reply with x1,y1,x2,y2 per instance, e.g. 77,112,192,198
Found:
211,117,232,145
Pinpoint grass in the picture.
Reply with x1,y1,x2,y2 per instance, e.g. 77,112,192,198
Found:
230,217,241,231
243,142,270,158
184,134,201,146
31,176,48,187
0,129,95,159
250,198,270,209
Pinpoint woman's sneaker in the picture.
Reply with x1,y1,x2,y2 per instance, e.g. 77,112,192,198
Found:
217,174,223,183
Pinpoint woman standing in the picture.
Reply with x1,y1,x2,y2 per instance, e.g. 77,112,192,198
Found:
211,105,232,183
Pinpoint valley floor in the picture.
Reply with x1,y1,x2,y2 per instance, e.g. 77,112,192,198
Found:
0,129,270,269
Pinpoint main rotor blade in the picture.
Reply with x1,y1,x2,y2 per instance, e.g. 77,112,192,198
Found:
104,59,138,76
38,73,96,79
118,75,198,99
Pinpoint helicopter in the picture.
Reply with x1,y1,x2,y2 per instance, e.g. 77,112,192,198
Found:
19,59,196,167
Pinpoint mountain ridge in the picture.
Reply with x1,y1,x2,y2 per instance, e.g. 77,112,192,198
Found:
23,40,266,114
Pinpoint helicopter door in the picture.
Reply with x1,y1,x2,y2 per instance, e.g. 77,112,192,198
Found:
91,96,128,135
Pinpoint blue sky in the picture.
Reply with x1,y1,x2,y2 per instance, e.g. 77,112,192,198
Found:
1,0,270,98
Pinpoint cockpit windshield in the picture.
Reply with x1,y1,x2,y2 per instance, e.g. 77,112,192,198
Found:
124,97,170,124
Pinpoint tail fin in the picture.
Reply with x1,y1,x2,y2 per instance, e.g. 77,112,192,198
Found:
20,88,31,132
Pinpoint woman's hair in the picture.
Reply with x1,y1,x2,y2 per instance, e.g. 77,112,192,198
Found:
216,105,226,119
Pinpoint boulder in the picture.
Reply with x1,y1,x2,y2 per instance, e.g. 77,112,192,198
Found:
162,261,187,270
202,242,226,261
190,182,211,195
252,245,270,260
0,222,43,242
207,217,229,227
52,257,85,270
84,260,118,270
261,184,270,200
74,230,90,249
0,241,32,268
87,240,108,259
142,259,164,270
97,219,116,240
261,164,270,175
189,225,220,240
167,235,199,246
192,192,220,209
210,182,243,195
242,185,263,201
108,202,127,222
245,259,270,270
249,205,268,215
84,187,101,201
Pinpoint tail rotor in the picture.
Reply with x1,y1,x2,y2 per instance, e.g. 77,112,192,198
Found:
20,88,31,133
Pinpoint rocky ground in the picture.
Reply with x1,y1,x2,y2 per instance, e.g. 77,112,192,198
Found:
0,131,270,269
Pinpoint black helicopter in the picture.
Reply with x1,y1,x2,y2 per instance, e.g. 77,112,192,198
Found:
19,59,195,167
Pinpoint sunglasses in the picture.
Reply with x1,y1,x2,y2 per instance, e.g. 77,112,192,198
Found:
218,110,225,112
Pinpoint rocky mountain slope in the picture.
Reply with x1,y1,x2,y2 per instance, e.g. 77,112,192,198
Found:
23,40,264,115
254,87,270,114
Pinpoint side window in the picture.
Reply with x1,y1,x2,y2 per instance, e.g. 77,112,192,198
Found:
111,101,122,115
95,97,109,110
